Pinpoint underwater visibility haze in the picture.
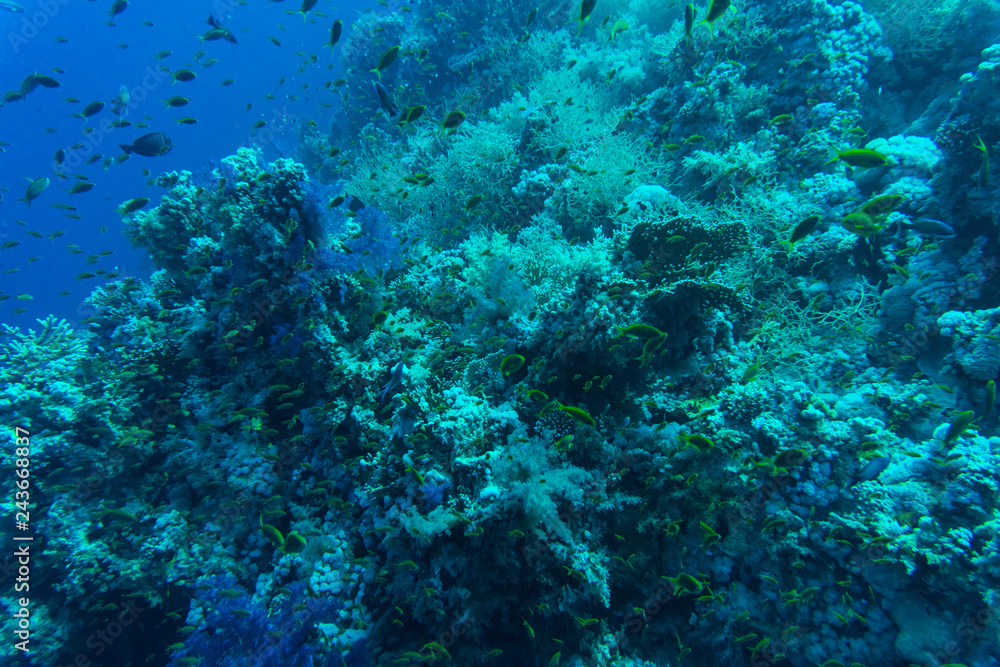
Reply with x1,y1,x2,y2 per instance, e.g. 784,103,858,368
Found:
1,0,1000,665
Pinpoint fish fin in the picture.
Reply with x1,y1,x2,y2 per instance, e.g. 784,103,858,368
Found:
822,144,843,166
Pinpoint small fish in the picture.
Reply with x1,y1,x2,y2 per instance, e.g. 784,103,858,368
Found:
526,7,537,28
0,1,26,12
841,211,885,238
172,69,196,83
162,96,189,108
372,80,397,116
784,214,821,247
205,14,237,43
398,105,425,126
299,0,318,19
118,197,149,214
859,193,903,218
326,19,343,49
900,218,956,238
220,78,235,87
824,147,888,168
119,132,173,157
18,177,49,207
609,19,628,38
107,0,128,26
77,101,105,118
440,110,466,133
175,117,198,124
68,181,95,195
570,0,597,35
684,3,695,38
376,361,405,408
847,456,890,488
199,28,228,42
973,135,990,187
20,73,60,94
372,45,400,79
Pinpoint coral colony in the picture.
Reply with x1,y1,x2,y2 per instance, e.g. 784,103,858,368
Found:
2,0,1000,666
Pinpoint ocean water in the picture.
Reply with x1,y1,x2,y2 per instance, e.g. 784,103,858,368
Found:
1,0,999,665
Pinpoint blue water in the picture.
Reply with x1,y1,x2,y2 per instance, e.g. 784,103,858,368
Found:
0,0,362,324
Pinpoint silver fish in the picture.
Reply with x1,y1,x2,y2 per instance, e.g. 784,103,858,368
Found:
904,218,956,238
847,455,891,488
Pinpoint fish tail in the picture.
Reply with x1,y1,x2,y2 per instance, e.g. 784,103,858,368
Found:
565,17,583,36
822,145,841,166
119,144,133,155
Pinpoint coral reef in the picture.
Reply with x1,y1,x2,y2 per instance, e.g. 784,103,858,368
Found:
2,0,999,666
